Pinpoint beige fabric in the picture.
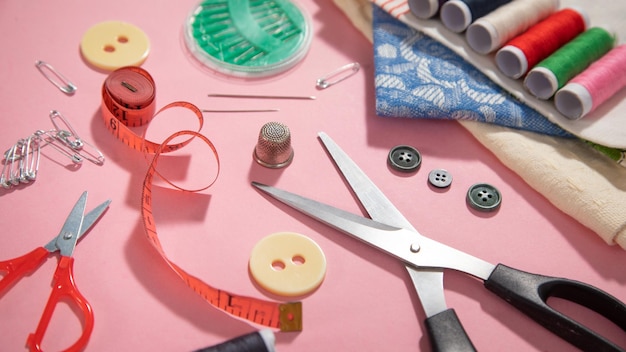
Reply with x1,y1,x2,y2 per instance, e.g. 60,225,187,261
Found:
335,0,626,249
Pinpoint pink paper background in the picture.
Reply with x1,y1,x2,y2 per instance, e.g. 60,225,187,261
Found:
1,0,624,351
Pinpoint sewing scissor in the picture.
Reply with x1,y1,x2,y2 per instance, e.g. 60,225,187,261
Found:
252,132,626,352
0,191,110,352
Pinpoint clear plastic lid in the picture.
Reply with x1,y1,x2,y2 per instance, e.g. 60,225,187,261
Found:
184,0,313,78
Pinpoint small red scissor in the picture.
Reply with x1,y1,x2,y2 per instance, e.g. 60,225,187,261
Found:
0,191,110,352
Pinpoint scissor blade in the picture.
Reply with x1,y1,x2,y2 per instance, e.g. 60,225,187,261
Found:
318,132,415,230
253,182,496,280
52,191,88,256
80,199,111,238
253,181,408,250
43,196,111,254
318,132,447,317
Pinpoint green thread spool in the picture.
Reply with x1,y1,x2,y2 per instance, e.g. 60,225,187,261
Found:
185,0,312,77
524,27,615,100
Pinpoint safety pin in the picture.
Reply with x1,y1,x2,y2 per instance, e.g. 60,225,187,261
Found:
49,110,82,148
0,136,38,187
3,143,19,162
17,135,40,183
35,130,83,164
1,143,19,188
48,110,105,165
35,60,77,95
316,62,360,89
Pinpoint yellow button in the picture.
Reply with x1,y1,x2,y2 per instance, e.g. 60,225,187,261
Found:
80,21,150,71
249,232,326,297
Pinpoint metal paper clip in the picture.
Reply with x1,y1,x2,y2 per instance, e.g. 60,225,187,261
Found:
49,110,105,165
35,60,77,95
316,62,360,89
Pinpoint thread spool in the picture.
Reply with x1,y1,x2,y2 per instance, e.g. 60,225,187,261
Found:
466,0,558,54
495,8,588,79
525,27,615,100
555,44,626,120
440,0,513,33
194,330,275,352
408,0,448,19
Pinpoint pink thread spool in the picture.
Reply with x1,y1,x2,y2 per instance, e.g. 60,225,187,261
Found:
555,44,626,120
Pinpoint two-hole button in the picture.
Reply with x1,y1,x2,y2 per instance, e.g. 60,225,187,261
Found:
249,232,326,297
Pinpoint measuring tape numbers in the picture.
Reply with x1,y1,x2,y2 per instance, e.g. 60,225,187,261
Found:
101,66,302,331
101,66,199,153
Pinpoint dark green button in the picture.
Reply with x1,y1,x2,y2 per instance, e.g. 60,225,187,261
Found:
388,145,421,172
467,183,501,211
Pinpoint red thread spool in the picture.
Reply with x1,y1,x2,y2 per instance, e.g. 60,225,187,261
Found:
496,8,588,79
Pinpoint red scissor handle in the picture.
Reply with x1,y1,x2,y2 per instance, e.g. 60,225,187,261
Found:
0,247,49,296
26,256,94,352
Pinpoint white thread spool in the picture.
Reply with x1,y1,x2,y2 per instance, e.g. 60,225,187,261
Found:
440,0,473,33
409,0,447,19
466,0,559,54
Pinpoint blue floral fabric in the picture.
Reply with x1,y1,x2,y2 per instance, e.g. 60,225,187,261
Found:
373,5,572,137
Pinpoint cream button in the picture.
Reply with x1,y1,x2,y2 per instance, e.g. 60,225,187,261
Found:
249,232,326,297
80,21,150,71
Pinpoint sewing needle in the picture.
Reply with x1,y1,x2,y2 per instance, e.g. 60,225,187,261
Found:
207,93,316,100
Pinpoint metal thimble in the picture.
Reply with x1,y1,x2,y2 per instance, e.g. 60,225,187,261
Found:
253,122,294,168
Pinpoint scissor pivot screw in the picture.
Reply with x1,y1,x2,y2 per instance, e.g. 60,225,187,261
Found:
63,232,74,240
410,243,421,253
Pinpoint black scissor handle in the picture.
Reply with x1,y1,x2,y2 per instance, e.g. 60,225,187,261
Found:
425,308,477,352
484,264,626,352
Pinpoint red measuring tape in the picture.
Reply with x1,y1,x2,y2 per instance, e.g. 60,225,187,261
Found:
101,66,302,331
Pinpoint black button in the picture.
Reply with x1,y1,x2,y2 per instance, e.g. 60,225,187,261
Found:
388,145,421,172
467,183,501,211
428,169,452,188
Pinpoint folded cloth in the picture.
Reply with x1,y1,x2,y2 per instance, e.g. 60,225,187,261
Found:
373,4,626,166
372,0,626,150
334,0,626,249
462,120,626,249
373,6,571,137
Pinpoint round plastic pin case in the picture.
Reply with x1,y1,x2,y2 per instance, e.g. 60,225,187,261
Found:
184,0,313,78
249,232,326,297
